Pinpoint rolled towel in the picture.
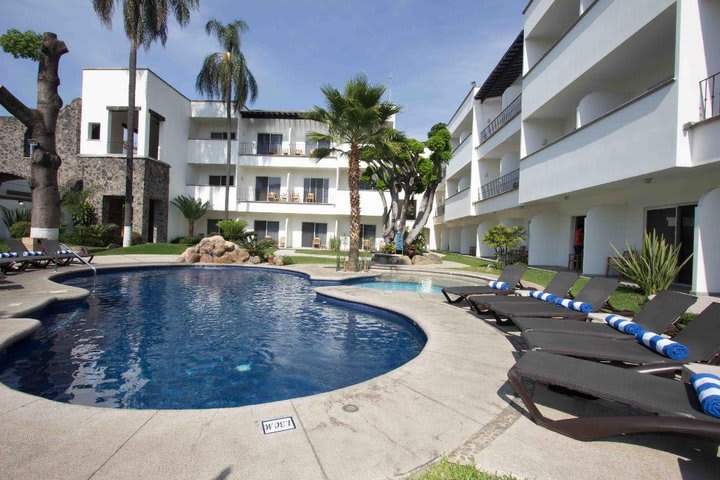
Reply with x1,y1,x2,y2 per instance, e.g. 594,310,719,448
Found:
634,330,689,360
555,298,593,313
0,252,15,258
690,373,720,418
604,314,644,335
488,280,509,291
8,252,18,257
57,249,73,255
528,290,557,303
22,251,44,257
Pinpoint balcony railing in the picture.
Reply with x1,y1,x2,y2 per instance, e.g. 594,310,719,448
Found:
479,169,519,200
237,141,330,156
479,94,521,145
700,72,720,121
107,141,137,155
238,188,334,204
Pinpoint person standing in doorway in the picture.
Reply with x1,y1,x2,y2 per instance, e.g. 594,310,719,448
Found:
574,226,584,256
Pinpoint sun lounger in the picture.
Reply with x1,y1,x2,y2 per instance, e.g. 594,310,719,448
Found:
512,290,697,338
508,351,720,441
468,271,579,314
4,239,53,268
522,302,720,368
39,239,94,265
441,265,526,304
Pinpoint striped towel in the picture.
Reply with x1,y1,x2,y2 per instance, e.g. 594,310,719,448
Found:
634,330,689,360
22,251,45,257
528,290,557,303
604,314,643,335
690,373,720,418
0,252,18,258
57,249,73,255
488,280,509,291
555,298,593,313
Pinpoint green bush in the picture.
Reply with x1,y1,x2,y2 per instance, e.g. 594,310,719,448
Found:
10,220,30,238
171,235,201,245
238,233,276,260
217,219,249,241
64,224,120,247
381,243,396,254
131,231,143,246
482,225,526,267
282,256,294,265
2,206,30,230
71,202,98,227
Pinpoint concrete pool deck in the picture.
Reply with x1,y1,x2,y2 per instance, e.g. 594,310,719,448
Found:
0,257,717,479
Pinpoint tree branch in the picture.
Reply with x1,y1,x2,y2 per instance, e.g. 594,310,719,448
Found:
0,84,36,127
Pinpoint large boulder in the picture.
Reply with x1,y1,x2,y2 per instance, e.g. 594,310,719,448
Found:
178,235,250,264
273,256,284,266
412,255,433,265
400,255,412,265
424,252,443,264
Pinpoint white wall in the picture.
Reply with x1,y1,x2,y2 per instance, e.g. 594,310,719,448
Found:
693,187,720,294
583,205,628,275
528,212,572,267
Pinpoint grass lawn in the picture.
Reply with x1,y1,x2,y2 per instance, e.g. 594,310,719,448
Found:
94,243,189,256
283,255,337,265
412,459,517,480
293,248,372,257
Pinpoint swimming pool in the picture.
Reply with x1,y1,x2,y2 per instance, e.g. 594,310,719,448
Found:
0,267,426,410
352,273,484,294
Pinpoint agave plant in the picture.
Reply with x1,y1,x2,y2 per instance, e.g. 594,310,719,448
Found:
610,230,692,296
171,195,210,237
1,206,31,230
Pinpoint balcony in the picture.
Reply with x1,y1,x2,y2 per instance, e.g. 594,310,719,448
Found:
186,185,237,211
187,139,237,164
700,72,720,121
238,141,326,156
479,95,521,145
238,188,334,205
443,187,471,221
446,135,473,179
479,169,519,200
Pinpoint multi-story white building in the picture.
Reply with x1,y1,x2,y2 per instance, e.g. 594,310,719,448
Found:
433,0,720,295
77,68,388,249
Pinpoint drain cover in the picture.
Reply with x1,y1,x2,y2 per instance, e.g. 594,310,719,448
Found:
342,404,359,413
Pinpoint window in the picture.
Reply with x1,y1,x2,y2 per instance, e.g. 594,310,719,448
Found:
257,133,283,154
209,175,234,186
361,224,376,249
255,176,281,201
301,222,328,248
646,204,696,284
210,131,236,140
305,135,331,154
207,219,221,234
303,177,329,203
254,220,280,242
88,123,101,140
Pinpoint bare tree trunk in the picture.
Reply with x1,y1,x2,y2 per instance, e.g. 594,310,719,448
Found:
225,91,232,219
122,38,137,247
406,179,440,245
0,33,68,240
346,144,361,271
188,220,194,238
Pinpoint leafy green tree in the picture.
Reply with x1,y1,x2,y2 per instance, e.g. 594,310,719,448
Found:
92,0,199,246
482,225,526,266
308,74,401,271
217,219,250,241
196,18,258,220
0,30,68,241
61,186,98,227
171,195,209,237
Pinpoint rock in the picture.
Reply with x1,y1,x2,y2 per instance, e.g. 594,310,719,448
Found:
412,255,433,265
106,243,121,249
425,252,443,264
249,256,261,264
236,248,250,262
178,235,247,264
400,255,412,265
273,256,284,266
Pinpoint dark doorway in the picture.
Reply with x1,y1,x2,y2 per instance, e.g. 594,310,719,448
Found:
103,196,124,226
645,204,696,285
301,222,327,248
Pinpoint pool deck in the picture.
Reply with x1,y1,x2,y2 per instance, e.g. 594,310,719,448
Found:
0,257,717,479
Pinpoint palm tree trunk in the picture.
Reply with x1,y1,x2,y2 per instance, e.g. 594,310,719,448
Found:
346,144,361,271
225,92,231,219
123,38,137,247
189,220,194,238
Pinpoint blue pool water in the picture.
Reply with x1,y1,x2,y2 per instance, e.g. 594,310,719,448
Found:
0,267,426,409
354,279,443,294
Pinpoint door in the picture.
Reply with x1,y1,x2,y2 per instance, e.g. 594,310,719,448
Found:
301,222,315,248
255,177,268,201
677,205,696,284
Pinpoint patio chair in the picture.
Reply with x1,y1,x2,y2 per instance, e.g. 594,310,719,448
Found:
512,290,696,338
441,265,527,304
521,302,720,368
37,239,74,266
468,271,579,314
508,351,720,441
484,277,618,325
40,239,94,265
5,238,53,269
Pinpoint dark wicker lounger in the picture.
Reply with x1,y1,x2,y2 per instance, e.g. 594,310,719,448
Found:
40,239,94,265
522,302,720,368
441,265,526,304
513,290,697,339
485,277,619,325
508,351,720,441
468,271,579,314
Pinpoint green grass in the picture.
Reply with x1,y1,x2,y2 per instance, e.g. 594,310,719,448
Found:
94,243,188,256
283,255,337,265
412,459,518,480
293,249,371,257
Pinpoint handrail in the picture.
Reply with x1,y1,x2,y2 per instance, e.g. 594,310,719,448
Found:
447,84,479,127
445,186,471,201
61,242,97,294
451,134,472,154
479,169,519,201
479,94,521,145
700,72,720,120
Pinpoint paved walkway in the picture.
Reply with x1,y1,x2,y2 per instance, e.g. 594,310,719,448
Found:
0,258,716,479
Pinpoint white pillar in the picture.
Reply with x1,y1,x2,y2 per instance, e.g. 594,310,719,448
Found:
528,212,572,267
693,187,720,294
449,228,461,253
440,228,450,251
583,206,627,275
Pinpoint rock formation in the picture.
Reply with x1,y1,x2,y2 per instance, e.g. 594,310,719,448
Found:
178,235,250,264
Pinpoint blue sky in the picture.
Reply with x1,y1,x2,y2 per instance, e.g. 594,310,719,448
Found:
1,0,525,139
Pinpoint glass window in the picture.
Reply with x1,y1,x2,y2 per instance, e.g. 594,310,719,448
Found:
257,133,283,154
254,176,281,201
305,135,331,154
207,219,221,234
303,177,329,203
209,175,234,186
360,224,376,249
210,131,236,140
254,220,280,241
88,123,101,140
358,178,375,190
301,222,328,248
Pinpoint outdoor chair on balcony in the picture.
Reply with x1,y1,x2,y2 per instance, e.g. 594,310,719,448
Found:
441,265,526,305
280,193,288,202
362,239,372,251
295,149,303,156
306,192,315,203
267,192,278,202
279,236,286,248
508,351,720,441
291,192,300,203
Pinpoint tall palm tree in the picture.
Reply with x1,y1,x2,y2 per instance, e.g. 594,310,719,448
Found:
195,18,258,220
308,74,401,271
171,194,209,237
92,0,199,246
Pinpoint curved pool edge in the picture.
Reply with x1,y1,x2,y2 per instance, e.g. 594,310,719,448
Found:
0,259,521,479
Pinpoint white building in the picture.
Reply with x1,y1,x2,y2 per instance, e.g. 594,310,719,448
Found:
78,68,389,250
432,0,720,295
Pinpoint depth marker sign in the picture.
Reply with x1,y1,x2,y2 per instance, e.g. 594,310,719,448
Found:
261,416,296,435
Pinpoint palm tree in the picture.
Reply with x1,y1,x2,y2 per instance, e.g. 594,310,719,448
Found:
171,195,209,237
92,0,199,246
195,18,258,220
308,74,400,271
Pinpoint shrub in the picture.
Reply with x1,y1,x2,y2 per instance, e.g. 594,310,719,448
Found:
482,225,526,267
171,235,201,245
131,231,143,246
10,220,30,238
282,256,294,265
238,233,276,260
381,243,396,254
2,206,30,230
404,229,427,254
65,224,120,247
217,219,249,241
611,230,693,296
61,186,98,227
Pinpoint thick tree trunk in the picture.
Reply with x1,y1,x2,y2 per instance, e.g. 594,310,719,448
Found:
0,33,68,240
346,144,361,271
406,179,440,245
225,92,232,219
123,39,138,247
188,220,195,238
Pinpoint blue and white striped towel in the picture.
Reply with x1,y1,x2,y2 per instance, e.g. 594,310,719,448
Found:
488,280,509,291
555,298,593,313
22,251,45,257
634,330,689,360
529,290,557,303
690,373,720,418
604,314,643,335
0,252,18,258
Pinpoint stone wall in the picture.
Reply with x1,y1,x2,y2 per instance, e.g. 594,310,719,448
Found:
0,98,170,242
